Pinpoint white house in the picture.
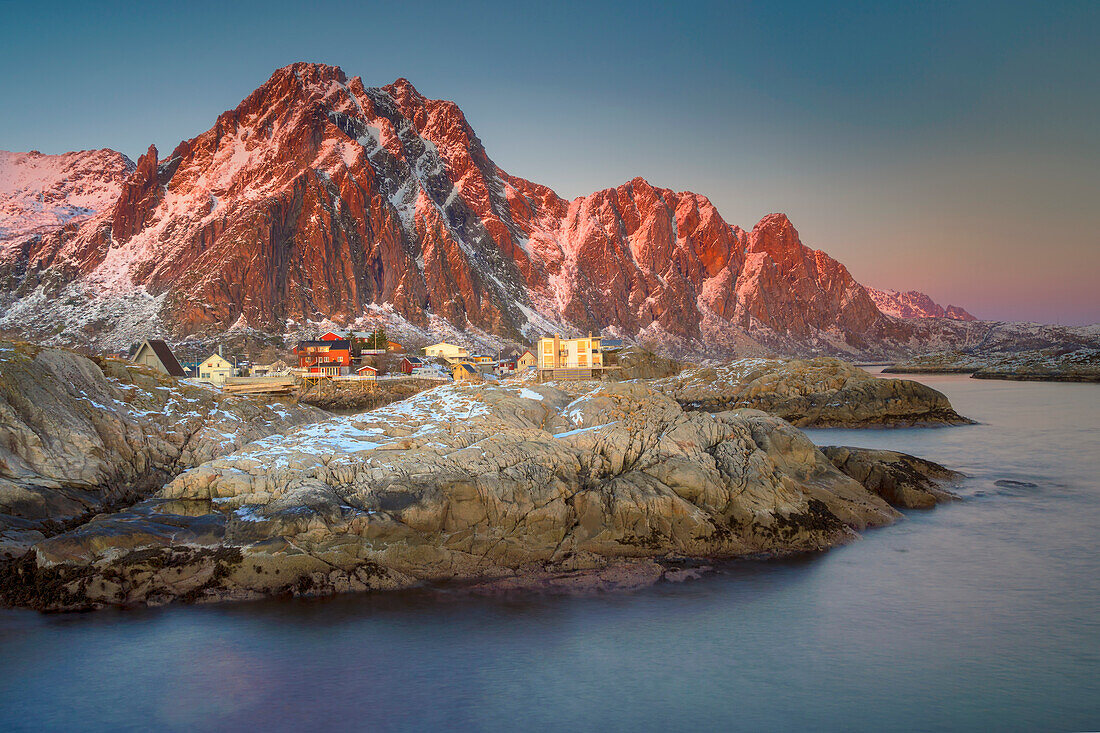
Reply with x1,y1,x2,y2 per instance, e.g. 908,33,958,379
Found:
197,353,235,385
423,342,469,361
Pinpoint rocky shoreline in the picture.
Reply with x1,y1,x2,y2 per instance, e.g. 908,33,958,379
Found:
655,357,973,426
885,348,1100,383
0,354,968,612
0,341,324,559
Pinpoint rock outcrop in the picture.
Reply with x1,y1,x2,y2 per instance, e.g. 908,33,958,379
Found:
0,341,325,557
1,379,962,611
821,446,962,509
653,357,971,427
886,347,1100,383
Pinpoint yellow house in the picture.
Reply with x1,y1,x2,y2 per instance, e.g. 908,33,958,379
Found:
197,353,235,385
451,362,483,382
517,350,536,370
537,334,603,369
424,342,469,361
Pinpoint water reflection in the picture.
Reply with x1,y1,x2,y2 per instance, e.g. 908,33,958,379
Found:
1,374,1098,732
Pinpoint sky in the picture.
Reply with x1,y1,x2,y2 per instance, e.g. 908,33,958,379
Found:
1,0,1097,324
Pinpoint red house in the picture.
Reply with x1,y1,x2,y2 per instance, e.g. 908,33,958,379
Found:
295,339,352,375
401,356,424,374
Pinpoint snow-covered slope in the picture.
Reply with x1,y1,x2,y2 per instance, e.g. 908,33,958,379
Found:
0,64,1090,360
866,287,976,321
0,149,134,245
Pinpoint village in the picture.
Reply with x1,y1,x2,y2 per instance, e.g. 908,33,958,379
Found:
124,328,627,395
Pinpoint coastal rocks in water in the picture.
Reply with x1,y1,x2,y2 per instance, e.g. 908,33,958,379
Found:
884,347,1100,383
655,357,971,427
1,380,950,611
0,341,325,557
821,446,962,509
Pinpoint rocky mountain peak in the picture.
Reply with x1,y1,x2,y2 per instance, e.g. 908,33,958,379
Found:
0,64,992,359
0,148,135,245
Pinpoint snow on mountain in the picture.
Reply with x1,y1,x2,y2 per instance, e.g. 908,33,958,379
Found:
866,287,977,321
0,149,135,245
0,64,1089,360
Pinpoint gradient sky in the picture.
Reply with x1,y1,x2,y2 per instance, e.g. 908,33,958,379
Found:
2,0,1097,324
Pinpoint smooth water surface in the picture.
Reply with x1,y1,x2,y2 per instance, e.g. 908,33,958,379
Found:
1,373,1098,732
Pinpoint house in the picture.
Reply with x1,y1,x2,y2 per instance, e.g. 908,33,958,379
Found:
537,334,603,369
536,334,604,379
470,354,495,364
387,340,405,353
295,339,352,376
424,342,468,361
355,364,378,381
401,356,424,374
197,353,235,385
452,362,482,382
320,331,346,342
517,350,537,370
131,339,187,378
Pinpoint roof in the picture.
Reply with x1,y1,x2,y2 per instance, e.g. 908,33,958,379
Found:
403,356,424,364
297,339,350,350
200,353,233,368
356,364,378,372
456,363,478,374
600,338,625,349
139,339,187,377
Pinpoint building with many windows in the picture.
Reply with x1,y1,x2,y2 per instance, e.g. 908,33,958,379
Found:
536,334,604,379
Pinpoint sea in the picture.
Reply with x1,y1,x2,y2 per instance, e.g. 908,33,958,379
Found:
1,371,1097,732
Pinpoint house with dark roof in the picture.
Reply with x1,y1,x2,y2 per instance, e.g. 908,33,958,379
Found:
295,339,352,375
452,362,482,382
131,339,187,378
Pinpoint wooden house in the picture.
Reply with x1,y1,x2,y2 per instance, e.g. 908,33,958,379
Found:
452,362,482,382
424,342,468,361
517,350,537,370
197,353,235,385
131,339,187,378
295,339,352,376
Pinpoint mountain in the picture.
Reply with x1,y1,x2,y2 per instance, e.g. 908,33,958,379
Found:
0,149,134,244
866,287,976,321
0,63,1087,359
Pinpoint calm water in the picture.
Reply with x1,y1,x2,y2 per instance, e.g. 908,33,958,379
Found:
1,373,1098,732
